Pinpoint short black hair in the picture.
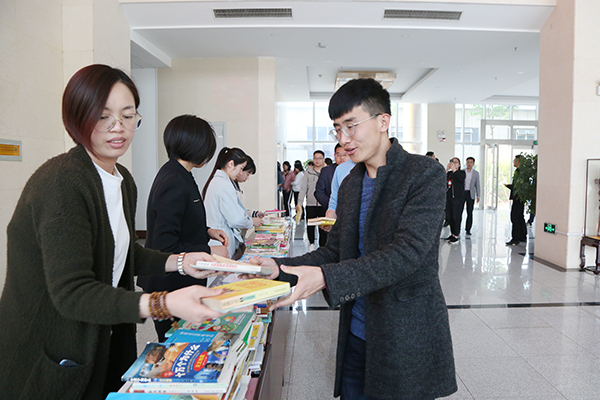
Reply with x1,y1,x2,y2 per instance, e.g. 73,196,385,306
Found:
328,78,391,120
243,155,256,174
313,150,325,157
294,160,304,172
164,115,216,166
335,143,342,151
425,151,435,157
466,156,475,163
515,154,522,160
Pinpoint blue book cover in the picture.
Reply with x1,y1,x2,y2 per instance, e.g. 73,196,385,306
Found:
122,335,231,383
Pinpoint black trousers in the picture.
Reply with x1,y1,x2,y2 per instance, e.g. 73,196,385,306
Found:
306,205,327,246
282,190,292,216
510,198,527,242
464,191,475,233
447,196,464,237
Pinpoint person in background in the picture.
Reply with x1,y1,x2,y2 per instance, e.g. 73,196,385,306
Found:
505,155,527,245
138,114,229,341
203,148,263,259
234,155,265,239
250,78,456,400
282,161,295,217
325,157,333,166
315,144,349,238
463,156,480,237
425,151,436,159
0,64,224,399
444,157,466,244
291,160,305,214
297,150,326,251
277,161,284,209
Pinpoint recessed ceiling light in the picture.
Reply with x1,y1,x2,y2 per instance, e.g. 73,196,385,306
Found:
517,71,524,74
325,60,333,63
401,34,410,38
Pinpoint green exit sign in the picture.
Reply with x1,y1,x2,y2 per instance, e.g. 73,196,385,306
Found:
544,223,556,234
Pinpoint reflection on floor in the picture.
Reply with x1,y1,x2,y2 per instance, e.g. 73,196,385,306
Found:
281,210,600,400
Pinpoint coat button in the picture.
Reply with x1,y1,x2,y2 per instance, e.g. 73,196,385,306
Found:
340,296,344,302
345,295,350,301
351,294,356,299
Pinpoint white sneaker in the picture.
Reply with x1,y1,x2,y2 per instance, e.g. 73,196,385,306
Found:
308,244,315,252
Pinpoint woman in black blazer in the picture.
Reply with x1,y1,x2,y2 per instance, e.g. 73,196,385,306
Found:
138,115,229,341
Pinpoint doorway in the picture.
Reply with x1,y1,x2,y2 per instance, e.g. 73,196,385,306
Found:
481,120,537,210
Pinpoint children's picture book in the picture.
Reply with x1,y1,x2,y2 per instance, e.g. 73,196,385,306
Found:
122,336,231,383
307,217,336,226
201,279,290,313
108,393,222,400
165,312,255,338
128,380,228,394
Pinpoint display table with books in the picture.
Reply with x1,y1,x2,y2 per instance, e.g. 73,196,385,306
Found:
114,220,294,400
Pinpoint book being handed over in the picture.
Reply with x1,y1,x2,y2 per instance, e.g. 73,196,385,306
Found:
192,254,272,275
201,278,291,313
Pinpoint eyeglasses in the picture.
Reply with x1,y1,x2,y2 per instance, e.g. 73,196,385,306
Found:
329,113,381,142
96,113,143,132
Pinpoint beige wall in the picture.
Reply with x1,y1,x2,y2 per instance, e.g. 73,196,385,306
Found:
536,0,600,269
157,57,277,213
0,0,131,289
427,104,456,165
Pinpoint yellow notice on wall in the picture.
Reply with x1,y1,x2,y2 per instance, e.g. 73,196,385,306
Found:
0,140,22,161
0,144,20,156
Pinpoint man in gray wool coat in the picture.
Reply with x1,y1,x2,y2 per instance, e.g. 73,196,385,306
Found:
254,78,457,400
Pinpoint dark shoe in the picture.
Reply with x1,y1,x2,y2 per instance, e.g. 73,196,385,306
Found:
443,235,453,241
448,236,459,244
466,231,471,236
505,239,520,245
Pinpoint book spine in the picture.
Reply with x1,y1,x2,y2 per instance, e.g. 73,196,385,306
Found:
205,284,290,310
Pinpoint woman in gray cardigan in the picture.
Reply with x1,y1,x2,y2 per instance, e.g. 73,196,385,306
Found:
0,65,224,399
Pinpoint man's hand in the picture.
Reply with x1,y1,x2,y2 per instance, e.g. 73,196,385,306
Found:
208,229,229,247
252,217,263,227
476,197,480,203
269,265,325,311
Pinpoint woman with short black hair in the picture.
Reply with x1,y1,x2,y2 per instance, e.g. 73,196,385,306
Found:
138,114,229,341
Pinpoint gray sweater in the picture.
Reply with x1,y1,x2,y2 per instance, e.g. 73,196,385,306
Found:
276,139,457,399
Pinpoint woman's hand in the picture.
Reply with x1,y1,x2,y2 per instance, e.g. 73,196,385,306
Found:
208,228,229,247
166,252,225,279
257,211,265,218
240,257,280,280
166,286,225,324
252,217,263,227
210,245,229,258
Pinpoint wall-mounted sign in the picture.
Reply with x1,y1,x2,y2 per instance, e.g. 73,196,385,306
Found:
0,139,22,161
544,222,556,234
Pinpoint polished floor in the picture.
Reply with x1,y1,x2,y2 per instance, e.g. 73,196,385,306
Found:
136,209,600,399
279,209,600,400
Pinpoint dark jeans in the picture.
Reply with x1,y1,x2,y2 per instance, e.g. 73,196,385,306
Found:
511,199,527,242
306,205,327,246
464,191,475,233
341,333,372,400
447,196,464,237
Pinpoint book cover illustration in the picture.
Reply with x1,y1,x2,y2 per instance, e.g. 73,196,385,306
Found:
168,312,255,337
122,336,231,383
201,278,290,312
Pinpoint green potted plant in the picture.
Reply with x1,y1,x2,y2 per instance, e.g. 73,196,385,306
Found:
512,153,538,214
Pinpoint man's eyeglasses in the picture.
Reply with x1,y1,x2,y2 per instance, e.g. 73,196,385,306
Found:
329,113,381,142
96,113,143,132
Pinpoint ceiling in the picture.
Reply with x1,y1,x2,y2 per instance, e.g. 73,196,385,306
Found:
122,0,555,104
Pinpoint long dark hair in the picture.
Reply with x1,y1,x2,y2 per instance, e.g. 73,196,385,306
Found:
202,147,247,198
62,64,139,154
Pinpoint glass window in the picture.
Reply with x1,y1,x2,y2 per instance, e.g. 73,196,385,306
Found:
513,125,537,141
512,105,537,121
464,104,482,144
314,142,337,159
485,124,510,140
315,102,335,142
455,105,464,143
287,142,314,164
485,104,510,120
283,103,313,141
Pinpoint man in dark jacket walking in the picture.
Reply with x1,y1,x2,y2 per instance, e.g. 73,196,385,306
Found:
253,78,457,400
